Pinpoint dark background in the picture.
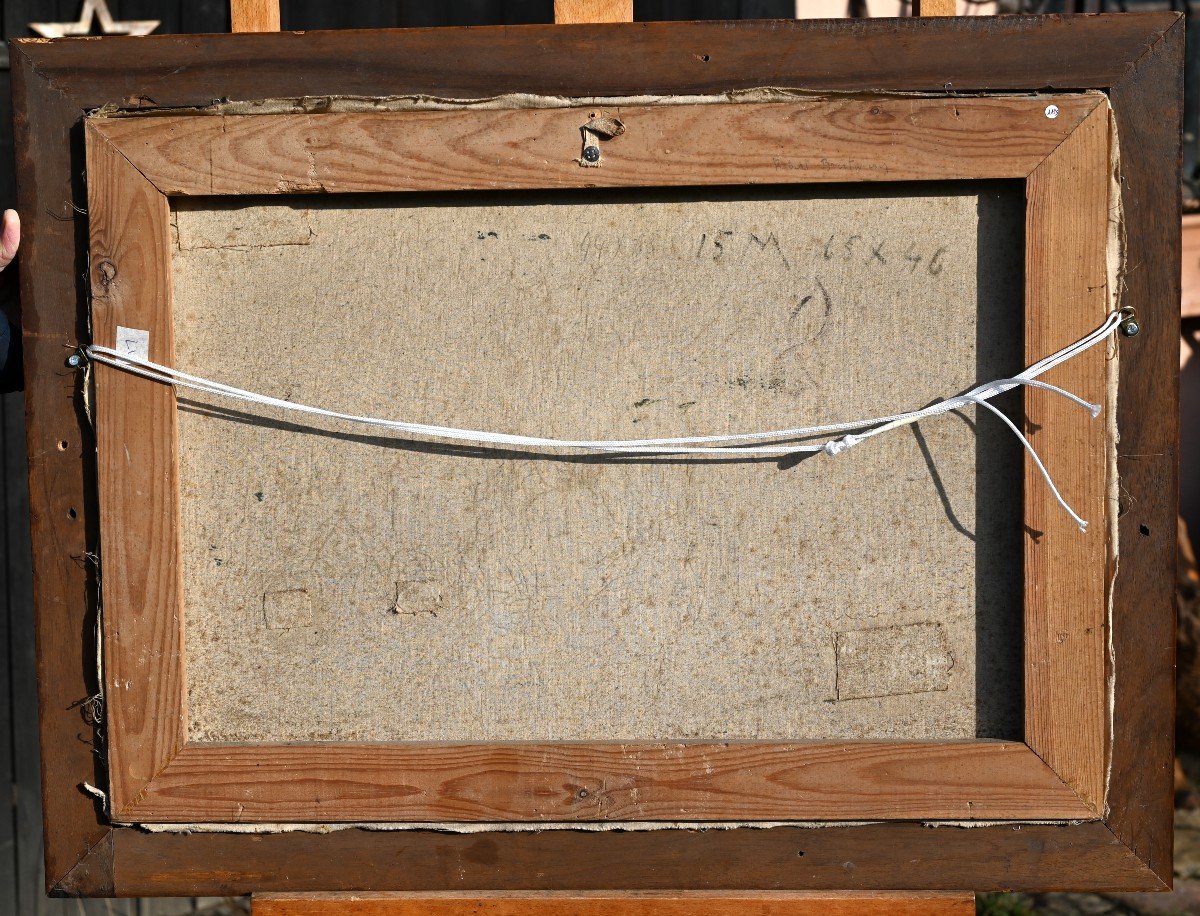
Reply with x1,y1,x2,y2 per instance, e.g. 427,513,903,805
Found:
0,2,1189,914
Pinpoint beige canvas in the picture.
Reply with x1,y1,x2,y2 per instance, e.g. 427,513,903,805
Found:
172,183,1024,743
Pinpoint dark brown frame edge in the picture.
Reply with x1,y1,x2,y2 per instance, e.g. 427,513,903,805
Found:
10,12,1181,896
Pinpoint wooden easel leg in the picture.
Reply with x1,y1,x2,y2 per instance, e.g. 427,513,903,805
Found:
230,0,280,32
252,891,977,915
553,1,634,23
229,0,635,29
912,0,957,14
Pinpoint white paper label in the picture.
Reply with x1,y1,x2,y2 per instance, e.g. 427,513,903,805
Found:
115,326,150,361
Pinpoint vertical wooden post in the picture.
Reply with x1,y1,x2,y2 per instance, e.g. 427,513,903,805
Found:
230,0,281,33
912,0,957,15
553,0,635,23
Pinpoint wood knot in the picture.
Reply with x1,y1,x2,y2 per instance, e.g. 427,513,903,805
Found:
95,259,117,290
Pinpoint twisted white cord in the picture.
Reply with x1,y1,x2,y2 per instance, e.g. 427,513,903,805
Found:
85,309,1123,532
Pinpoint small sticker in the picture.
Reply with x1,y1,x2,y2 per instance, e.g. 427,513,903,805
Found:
115,326,150,361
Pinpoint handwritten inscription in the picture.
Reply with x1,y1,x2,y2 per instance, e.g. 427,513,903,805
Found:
468,222,952,369
824,234,946,277
474,225,950,282
695,229,948,279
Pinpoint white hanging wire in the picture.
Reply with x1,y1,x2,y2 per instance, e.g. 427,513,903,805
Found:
84,309,1124,532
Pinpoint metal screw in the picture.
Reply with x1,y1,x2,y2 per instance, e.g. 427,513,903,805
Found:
1121,320,1141,338
581,146,601,163
66,353,83,368
1045,104,1060,119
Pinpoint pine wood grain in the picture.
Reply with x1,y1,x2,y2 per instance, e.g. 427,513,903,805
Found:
87,92,1110,828
1023,102,1112,813
553,0,632,23
251,891,975,915
84,126,185,820
91,95,1102,198
108,819,1160,895
11,16,1175,104
1103,20,1183,883
230,0,280,33
122,741,1088,823
9,56,117,895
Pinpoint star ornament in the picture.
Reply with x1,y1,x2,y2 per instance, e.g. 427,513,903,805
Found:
29,0,159,38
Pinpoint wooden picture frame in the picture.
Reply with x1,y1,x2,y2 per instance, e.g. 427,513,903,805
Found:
12,12,1181,896
89,92,1109,826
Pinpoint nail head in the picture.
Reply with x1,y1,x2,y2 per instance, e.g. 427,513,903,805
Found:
66,353,83,368
582,146,601,163
1121,320,1141,338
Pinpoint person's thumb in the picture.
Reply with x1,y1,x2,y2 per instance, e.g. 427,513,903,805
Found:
0,210,20,272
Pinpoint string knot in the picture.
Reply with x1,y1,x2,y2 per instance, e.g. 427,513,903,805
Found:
823,433,861,457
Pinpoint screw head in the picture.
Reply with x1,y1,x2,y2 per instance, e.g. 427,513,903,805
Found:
1121,320,1141,338
1045,104,1060,119
581,146,601,163
66,353,83,368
